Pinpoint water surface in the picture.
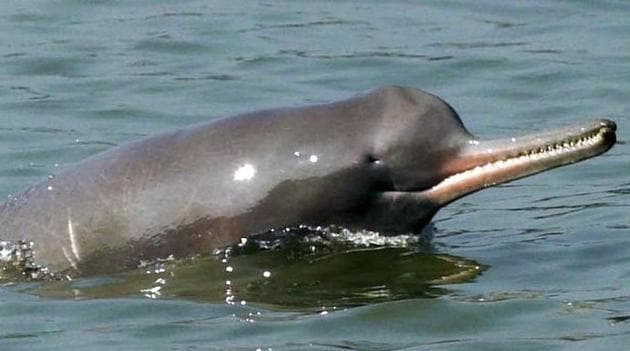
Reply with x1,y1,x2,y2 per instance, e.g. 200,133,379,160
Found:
1,1,629,350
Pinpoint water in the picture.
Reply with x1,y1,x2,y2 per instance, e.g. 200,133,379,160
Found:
1,0,629,349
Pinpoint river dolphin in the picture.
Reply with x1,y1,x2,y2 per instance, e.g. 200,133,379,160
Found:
0,86,616,276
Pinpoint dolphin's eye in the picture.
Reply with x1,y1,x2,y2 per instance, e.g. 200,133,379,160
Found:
365,154,381,165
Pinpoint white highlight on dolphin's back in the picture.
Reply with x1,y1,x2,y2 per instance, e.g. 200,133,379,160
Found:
67,217,81,261
233,163,256,181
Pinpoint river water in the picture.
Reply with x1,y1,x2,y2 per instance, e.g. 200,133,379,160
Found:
1,1,629,350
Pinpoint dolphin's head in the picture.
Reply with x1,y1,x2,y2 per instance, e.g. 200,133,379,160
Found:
368,86,616,208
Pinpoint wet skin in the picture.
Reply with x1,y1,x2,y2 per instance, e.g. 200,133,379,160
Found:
0,86,616,276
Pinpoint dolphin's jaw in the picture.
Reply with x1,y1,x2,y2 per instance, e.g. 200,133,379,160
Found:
423,119,617,206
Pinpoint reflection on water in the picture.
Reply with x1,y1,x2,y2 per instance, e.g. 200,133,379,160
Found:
15,227,483,310
0,0,628,349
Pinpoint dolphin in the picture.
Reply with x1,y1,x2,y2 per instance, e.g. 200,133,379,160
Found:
0,86,616,276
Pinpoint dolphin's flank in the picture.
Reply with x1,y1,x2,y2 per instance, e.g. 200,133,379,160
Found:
0,86,617,277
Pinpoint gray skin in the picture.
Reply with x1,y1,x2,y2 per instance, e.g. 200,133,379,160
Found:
0,86,616,276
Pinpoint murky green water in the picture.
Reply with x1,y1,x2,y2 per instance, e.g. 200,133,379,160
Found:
1,1,629,350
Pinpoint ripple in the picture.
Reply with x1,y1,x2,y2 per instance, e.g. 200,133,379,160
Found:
173,73,239,81
0,126,73,134
8,13,53,23
2,52,27,58
428,41,528,49
132,38,212,54
278,49,430,60
480,19,527,28
8,86,52,101
9,57,90,78
144,12,204,20
522,49,564,54
240,19,370,33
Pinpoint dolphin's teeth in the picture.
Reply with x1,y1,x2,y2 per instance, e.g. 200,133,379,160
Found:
435,129,607,190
